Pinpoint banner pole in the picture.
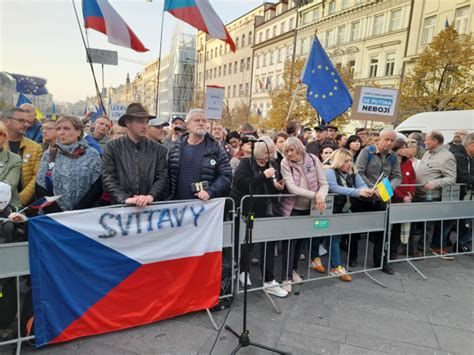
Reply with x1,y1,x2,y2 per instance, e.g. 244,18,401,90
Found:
155,3,166,116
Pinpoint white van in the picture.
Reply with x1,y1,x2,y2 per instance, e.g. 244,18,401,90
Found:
395,110,474,142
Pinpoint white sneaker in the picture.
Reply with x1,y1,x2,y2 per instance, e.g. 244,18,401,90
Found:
281,280,292,293
319,244,328,256
299,253,306,260
239,272,252,287
263,280,288,298
292,270,303,284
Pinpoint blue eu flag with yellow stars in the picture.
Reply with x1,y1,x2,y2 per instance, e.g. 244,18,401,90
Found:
10,73,48,96
301,38,352,123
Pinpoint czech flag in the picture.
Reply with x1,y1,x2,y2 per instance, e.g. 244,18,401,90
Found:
28,199,224,347
82,0,149,52
29,195,62,209
164,0,236,52
376,177,394,202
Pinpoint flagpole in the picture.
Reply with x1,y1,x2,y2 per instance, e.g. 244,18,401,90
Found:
154,4,166,116
71,0,107,115
285,83,301,122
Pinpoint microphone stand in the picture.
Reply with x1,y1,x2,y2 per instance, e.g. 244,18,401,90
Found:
225,142,288,354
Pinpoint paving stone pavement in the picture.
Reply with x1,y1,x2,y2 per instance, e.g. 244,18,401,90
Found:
2,255,473,355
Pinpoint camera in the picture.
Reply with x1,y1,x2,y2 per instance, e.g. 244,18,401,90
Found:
190,181,210,193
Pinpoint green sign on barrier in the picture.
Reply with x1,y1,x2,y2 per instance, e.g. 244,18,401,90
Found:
313,219,329,229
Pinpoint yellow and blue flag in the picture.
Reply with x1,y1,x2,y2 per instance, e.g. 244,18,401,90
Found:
301,38,352,123
16,93,31,107
376,177,394,202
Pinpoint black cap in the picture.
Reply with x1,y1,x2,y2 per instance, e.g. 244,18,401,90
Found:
314,125,327,132
171,115,185,124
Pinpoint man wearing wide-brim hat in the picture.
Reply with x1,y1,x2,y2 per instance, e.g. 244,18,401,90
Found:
102,103,169,206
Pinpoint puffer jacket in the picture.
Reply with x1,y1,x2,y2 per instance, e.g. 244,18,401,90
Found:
0,149,22,208
102,135,169,204
168,133,232,199
4,137,42,206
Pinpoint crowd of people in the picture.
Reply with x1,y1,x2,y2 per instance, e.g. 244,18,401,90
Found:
0,102,473,300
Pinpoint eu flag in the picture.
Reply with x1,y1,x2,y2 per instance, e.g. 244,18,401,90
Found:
10,73,48,95
301,38,352,123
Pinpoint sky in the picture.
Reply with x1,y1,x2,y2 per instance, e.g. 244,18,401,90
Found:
0,0,263,103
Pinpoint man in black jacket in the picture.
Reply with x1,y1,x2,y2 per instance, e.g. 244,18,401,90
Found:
102,103,168,206
168,109,232,201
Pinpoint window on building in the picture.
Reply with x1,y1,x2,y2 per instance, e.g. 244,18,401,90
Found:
223,64,227,76
247,57,251,71
259,32,263,43
219,45,222,55
234,61,238,73
337,25,346,44
207,50,210,60
373,14,384,35
240,59,244,72
385,52,395,76
245,83,249,95
214,68,217,77
289,18,295,30
239,84,243,96
369,56,379,77
328,1,336,15
354,0,363,4
242,34,246,47
256,55,260,69
281,22,286,34
270,51,274,65
302,11,311,25
287,44,293,59
215,47,218,57
455,6,470,34
299,37,306,54
228,63,232,74
265,29,270,40
313,7,321,20
351,21,361,41
326,29,335,47
263,53,267,67
249,31,253,44
255,78,260,92
273,25,277,37
277,47,283,62
218,66,222,77
421,15,436,45
348,59,355,78
235,37,239,49
390,8,402,31
227,86,231,96
341,0,349,9
208,69,211,79
232,85,236,98
276,74,281,88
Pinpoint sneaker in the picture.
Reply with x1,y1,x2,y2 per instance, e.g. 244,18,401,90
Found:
430,248,455,260
319,244,328,256
330,266,352,282
452,243,472,253
263,280,288,298
292,270,303,283
310,257,325,273
239,272,252,287
299,253,306,260
281,280,292,293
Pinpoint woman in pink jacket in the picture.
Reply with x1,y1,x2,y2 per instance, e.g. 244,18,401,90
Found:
280,137,328,292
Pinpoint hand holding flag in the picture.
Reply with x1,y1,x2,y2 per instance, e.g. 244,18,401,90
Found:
18,195,62,214
375,177,394,202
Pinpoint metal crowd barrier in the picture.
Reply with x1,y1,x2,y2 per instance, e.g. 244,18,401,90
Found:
387,184,474,278
236,193,389,308
0,197,236,353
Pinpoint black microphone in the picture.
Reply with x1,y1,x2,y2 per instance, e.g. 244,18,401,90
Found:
241,135,263,144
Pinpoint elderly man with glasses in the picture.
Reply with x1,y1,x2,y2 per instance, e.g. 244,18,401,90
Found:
20,103,43,144
1,107,43,206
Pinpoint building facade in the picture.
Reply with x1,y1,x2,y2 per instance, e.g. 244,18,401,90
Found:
196,5,265,115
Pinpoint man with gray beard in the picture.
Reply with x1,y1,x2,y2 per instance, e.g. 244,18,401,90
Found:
168,109,232,200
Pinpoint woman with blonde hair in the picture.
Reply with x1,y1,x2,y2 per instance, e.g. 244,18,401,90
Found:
280,137,328,292
322,149,374,279
36,115,102,213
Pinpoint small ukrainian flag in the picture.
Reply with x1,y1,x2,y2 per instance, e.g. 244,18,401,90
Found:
376,177,394,202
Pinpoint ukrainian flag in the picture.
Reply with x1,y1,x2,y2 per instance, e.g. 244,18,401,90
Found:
376,177,394,202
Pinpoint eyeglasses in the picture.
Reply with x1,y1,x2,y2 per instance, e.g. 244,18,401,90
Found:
8,117,28,125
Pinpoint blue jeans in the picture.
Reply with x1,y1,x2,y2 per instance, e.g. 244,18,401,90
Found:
311,235,342,269
443,219,473,247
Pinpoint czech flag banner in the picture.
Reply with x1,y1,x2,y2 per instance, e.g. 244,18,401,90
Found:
164,0,236,52
82,0,149,52
376,177,394,202
29,199,224,347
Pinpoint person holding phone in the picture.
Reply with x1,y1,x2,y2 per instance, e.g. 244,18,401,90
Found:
280,137,328,292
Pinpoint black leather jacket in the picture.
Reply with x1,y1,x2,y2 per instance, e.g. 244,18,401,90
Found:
102,135,169,204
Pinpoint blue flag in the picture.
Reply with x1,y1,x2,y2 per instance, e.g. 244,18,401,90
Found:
16,93,32,107
10,73,48,95
301,38,353,124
